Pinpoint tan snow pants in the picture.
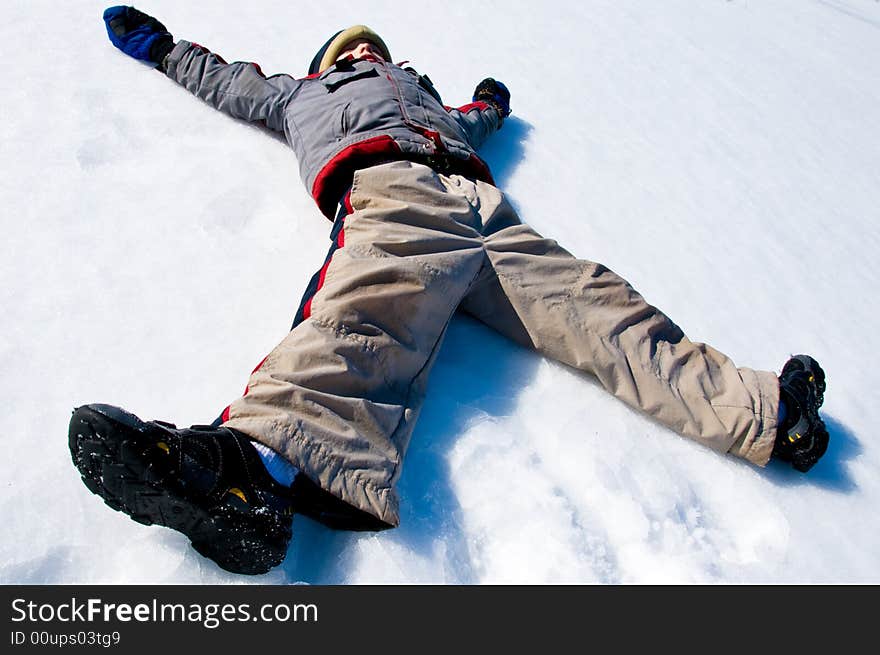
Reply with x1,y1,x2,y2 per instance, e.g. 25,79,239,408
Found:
223,161,780,527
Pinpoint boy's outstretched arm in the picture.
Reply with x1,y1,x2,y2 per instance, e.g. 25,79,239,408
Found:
102,5,299,133
446,78,511,149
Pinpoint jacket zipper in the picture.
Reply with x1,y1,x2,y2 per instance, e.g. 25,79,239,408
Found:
378,60,446,155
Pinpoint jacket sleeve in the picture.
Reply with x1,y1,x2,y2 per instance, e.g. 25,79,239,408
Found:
162,40,300,133
446,101,503,150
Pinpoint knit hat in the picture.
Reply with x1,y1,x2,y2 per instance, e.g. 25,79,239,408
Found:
308,25,391,75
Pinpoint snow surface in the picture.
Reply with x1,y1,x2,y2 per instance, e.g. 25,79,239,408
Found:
2,0,879,584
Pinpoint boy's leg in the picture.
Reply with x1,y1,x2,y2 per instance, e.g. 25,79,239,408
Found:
222,162,488,527
460,183,779,466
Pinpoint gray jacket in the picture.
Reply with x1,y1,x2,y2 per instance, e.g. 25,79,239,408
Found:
163,41,503,217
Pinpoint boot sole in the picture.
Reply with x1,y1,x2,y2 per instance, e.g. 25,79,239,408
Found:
782,355,826,407
69,404,290,575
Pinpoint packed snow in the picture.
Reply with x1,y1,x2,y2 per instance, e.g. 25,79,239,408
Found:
2,0,879,584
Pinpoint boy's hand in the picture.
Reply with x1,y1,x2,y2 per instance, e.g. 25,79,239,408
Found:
473,78,511,118
103,6,174,65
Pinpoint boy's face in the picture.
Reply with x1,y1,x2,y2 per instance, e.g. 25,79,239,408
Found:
337,38,386,63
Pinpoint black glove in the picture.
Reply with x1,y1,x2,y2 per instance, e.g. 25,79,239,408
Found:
473,78,511,118
103,6,175,66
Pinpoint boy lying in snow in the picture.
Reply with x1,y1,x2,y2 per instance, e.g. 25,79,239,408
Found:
69,6,829,575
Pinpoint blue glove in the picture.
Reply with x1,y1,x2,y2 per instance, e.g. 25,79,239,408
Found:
103,6,174,64
473,78,511,118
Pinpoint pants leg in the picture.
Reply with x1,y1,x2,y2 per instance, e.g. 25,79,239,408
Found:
460,182,780,466
222,162,487,526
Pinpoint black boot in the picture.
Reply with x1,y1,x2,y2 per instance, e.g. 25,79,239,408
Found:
772,355,829,473
69,404,294,575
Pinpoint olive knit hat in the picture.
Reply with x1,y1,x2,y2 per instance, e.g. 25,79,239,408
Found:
308,25,392,75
